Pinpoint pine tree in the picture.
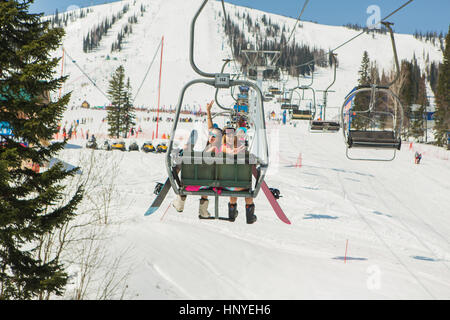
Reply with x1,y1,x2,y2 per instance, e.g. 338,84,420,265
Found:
0,0,83,299
119,78,135,137
410,74,430,141
398,60,415,137
106,65,126,138
358,51,371,85
352,51,372,129
434,25,450,146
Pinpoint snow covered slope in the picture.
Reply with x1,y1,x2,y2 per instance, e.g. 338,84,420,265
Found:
50,0,450,300
55,0,443,117
57,117,450,300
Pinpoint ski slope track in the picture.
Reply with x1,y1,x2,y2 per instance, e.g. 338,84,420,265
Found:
50,0,449,299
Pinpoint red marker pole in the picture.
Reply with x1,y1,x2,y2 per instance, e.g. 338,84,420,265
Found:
156,36,164,139
296,153,302,168
160,203,171,222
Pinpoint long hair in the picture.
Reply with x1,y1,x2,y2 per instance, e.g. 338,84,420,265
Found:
205,128,222,152
222,133,237,151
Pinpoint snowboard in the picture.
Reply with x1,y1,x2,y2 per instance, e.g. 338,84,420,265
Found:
144,177,172,216
144,129,198,216
252,167,291,225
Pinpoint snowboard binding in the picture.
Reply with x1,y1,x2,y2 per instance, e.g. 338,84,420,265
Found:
269,188,281,200
154,182,164,195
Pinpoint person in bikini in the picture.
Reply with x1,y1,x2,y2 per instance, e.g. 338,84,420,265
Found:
172,100,223,219
220,126,257,224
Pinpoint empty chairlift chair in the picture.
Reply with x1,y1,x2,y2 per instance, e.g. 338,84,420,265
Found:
289,66,316,122
289,87,316,121
340,22,404,161
309,53,341,133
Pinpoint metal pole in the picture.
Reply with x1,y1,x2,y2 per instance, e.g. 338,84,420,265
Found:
424,104,427,143
190,0,216,78
323,53,337,121
215,194,219,219
382,22,401,88
215,59,233,111
156,36,164,139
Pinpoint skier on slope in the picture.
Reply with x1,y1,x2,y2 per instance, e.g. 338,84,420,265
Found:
172,100,223,219
415,151,422,164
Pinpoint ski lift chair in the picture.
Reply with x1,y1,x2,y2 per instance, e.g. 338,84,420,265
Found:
309,54,341,133
310,120,340,132
165,0,269,220
341,84,403,161
289,86,316,121
340,22,404,161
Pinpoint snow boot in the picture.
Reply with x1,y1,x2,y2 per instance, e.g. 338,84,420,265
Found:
246,204,257,224
198,198,211,219
228,203,238,222
172,195,187,212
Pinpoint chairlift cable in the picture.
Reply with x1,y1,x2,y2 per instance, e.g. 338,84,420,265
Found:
332,0,413,52
63,47,110,102
134,38,163,102
273,0,310,66
221,0,240,75
292,0,414,71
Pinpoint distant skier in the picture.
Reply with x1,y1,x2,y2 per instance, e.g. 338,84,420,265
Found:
415,151,422,164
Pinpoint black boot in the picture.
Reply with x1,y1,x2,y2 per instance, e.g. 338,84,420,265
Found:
228,203,238,222
246,204,257,224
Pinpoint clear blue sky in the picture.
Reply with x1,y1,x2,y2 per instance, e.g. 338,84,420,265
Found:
30,0,449,35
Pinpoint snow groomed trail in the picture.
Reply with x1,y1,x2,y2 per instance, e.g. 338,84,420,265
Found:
51,0,448,300
57,119,450,300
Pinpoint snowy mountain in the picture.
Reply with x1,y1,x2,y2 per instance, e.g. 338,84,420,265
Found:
45,0,450,300
54,0,443,114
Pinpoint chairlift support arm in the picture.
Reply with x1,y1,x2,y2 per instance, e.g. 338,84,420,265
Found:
190,0,216,78
215,59,234,111
382,22,401,88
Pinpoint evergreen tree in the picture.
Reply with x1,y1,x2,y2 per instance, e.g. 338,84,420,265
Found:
106,65,126,138
410,74,430,141
434,25,450,146
0,0,83,299
352,51,372,129
121,78,135,137
358,51,371,85
429,61,441,95
399,60,414,135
